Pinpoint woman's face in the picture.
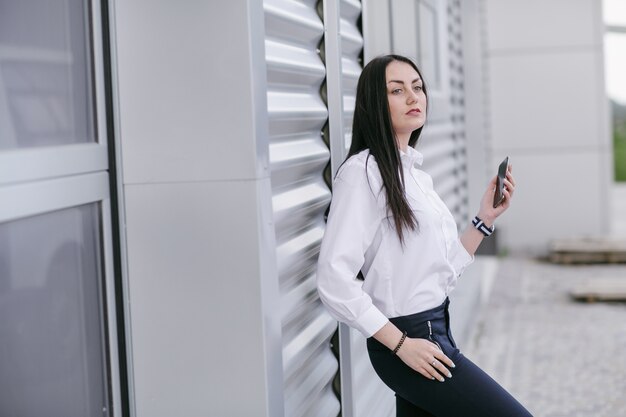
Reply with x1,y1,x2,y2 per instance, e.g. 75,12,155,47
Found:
385,61,427,139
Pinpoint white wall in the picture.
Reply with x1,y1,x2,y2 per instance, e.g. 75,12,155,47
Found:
482,0,612,253
106,1,614,415
111,1,283,416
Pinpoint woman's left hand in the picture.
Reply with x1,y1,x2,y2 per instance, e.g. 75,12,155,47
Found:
476,165,516,226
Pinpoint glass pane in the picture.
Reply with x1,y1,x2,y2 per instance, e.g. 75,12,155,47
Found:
0,0,95,150
0,204,109,417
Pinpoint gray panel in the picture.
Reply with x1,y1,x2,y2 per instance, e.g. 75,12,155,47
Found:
264,0,339,416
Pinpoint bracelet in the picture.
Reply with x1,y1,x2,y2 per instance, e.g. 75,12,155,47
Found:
472,216,495,237
392,331,407,355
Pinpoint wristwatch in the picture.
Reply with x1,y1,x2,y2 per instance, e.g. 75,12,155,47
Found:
472,216,494,237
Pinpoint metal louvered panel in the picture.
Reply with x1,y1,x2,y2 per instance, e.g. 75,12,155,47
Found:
339,0,363,151
264,0,340,416
446,0,469,224
417,0,467,226
421,140,459,216
349,325,395,417
382,0,460,218
420,126,456,166
353,343,395,417
339,0,394,417
336,2,397,417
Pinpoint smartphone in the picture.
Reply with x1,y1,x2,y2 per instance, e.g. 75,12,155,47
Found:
493,156,509,208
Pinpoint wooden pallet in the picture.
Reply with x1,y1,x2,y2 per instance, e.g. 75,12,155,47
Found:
570,278,626,302
549,237,626,264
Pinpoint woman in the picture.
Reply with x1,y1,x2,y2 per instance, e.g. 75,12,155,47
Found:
316,55,532,416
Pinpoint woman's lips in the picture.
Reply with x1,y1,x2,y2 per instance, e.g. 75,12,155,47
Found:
406,109,421,115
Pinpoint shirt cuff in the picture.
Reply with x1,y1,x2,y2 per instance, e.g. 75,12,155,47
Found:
351,304,389,338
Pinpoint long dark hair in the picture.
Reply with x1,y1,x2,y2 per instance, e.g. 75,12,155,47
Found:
346,54,428,244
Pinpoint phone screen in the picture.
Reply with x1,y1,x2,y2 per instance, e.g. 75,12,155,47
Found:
493,156,509,208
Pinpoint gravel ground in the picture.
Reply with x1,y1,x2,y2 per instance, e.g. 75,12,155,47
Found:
464,256,626,417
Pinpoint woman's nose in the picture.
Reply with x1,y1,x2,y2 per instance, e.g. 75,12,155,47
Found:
407,91,418,103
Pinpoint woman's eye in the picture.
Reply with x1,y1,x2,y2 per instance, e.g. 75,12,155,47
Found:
413,85,423,92
391,89,402,94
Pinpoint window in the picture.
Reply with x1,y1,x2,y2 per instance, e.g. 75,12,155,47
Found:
0,204,109,416
0,1,121,415
0,0,96,149
603,0,626,182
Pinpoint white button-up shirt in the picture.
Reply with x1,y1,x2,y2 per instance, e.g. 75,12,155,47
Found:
316,147,474,337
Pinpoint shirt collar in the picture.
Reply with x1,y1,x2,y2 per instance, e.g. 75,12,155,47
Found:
399,146,424,167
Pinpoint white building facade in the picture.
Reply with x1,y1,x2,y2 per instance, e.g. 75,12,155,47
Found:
0,0,610,416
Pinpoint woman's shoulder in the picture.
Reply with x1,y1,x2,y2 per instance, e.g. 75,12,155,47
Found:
338,149,381,179
335,149,383,193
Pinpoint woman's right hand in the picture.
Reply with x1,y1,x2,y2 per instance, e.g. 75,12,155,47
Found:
396,337,455,382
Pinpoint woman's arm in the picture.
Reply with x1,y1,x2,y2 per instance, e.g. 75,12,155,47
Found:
460,166,516,256
316,159,389,336
373,165,517,382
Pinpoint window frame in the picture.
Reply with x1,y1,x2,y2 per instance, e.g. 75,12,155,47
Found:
0,0,109,186
0,1,123,415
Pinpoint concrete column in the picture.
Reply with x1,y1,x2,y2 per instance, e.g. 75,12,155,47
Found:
110,1,283,416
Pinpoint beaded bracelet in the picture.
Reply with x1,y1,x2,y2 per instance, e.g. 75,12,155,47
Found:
392,331,407,355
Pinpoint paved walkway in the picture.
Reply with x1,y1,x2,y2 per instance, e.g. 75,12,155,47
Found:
464,256,626,417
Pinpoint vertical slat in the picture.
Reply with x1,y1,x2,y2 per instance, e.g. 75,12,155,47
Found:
264,0,340,416
446,0,469,226
339,0,364,153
